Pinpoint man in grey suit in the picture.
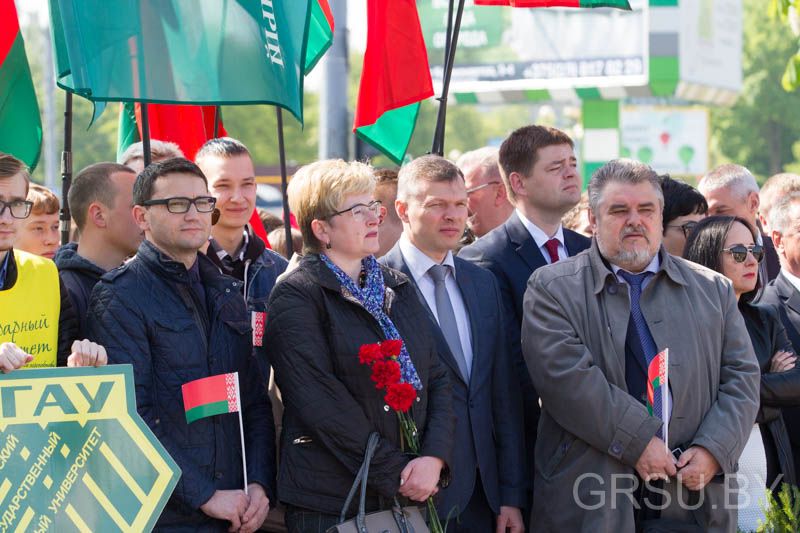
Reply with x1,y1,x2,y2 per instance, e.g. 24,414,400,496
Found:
380,155,526,532
522,159,759,531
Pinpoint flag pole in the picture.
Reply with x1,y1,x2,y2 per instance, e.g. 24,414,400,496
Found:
663,348,669,454
213,106,221,139
431,0,466,156
235,372,249,494
276,108,293,259
141,103,152,167
60,91,73,246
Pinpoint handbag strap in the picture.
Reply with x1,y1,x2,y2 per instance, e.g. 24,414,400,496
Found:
339,432,382,524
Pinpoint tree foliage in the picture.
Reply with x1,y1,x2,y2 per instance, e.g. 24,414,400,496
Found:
711,0,800,178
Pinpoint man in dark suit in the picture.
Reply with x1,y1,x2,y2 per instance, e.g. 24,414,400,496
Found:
458,125,590,516
698,164,781,287
761,190,800,482
380,155,525,533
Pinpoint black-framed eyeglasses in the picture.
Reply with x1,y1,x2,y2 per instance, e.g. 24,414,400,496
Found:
328,200,382,222
666,221,699,238
466,181,500,195
0,199,33,219
723,244,764,264
141,196,217,214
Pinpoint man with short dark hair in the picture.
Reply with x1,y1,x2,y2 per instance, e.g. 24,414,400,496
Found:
523,158,759,531
373,168,403,257
458,125,590,518
87,158,272,531
381,155,525,532
55,162,142,337
0,151,106,370
456,147,513,238
659,175,707,256
196,137,287,391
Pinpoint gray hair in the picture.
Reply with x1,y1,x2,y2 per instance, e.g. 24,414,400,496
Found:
761,173,800,222
769,190,800,235
397,155,464,202
587,159,663,212
456,147,500,181
698,164,759,200
118,140,184,166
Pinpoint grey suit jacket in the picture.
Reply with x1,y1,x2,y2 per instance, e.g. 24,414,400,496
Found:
521,241,760,532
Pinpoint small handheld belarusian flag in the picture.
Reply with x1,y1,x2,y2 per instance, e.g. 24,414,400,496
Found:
182,372,241,424
647,348,669,448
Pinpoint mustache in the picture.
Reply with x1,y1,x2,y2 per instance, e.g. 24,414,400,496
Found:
621,225,649,240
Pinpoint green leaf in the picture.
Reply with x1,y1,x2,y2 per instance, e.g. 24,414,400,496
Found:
781,52,800,91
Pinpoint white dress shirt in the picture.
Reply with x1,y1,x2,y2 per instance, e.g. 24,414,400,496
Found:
398,235,474,374
516,209,567,264
782,268,800,295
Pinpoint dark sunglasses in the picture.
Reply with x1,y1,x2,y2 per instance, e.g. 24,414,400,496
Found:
722,244,764,263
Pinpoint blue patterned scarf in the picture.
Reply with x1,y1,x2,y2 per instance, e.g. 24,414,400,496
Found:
320,253,423,391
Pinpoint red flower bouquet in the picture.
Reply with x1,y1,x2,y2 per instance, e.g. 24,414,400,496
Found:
358,340,443,532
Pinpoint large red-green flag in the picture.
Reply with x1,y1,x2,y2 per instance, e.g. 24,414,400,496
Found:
474,0,630,7
48,0,312,123
304,0,334,75
353,0,433,165
0,0,42,168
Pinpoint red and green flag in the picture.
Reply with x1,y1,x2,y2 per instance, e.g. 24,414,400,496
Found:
474,0,631,8
182,372,241,424
304,0,334,75
353,0,433,164
0,0,42,168
647,348,669,446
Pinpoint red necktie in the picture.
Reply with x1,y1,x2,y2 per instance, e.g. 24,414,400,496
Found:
544,238,560,264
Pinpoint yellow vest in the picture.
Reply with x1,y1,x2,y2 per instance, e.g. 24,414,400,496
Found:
0,250,60,367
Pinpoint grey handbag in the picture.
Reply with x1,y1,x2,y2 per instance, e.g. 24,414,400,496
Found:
327,433,429,533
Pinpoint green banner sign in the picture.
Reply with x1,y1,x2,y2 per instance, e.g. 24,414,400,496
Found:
0,365,180,532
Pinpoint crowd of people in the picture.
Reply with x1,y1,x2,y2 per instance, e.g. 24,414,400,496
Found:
1,123,800,532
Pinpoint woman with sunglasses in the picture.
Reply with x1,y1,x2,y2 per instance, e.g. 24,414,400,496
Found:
684,215,800,530
264,159,454,532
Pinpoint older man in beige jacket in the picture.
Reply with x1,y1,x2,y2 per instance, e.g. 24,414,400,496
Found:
522,159,759,532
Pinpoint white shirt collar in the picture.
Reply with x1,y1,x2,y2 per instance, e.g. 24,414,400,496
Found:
610,253,661,279
782,268,800,295
516,209,565,248
398,234,456,283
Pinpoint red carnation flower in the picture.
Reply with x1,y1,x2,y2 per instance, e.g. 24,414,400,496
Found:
380,340,403,359
385,382,417,412
359,343,383,366
370,360,401,390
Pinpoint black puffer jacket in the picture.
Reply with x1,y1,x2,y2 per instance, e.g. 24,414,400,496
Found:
87,240,273,531
54,242,106,339
266,254,455,516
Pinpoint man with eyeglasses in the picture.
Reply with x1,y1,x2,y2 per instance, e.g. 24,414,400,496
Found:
456,147,513,239
87,158,272,532
0,152,107,371
659,175,707,256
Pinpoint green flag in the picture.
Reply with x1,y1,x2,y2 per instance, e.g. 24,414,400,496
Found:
48,0,311,123
0,0,42,169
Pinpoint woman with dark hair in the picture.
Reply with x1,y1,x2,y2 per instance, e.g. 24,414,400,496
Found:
659,175,707,256
684,215,800,530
